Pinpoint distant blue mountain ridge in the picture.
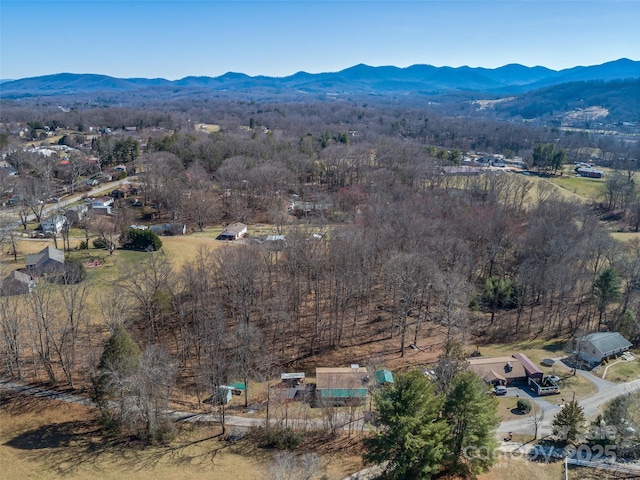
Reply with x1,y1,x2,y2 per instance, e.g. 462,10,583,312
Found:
1,58,638,98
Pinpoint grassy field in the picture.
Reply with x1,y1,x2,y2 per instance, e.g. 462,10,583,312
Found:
547,174,605,200
478,456,563,480
600,358,640,383
523,174,587,204
0,391,361,480
611,232,640,242
496,396,530,422
194,123,221,133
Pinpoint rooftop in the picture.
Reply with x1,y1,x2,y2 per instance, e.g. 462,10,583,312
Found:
315,367,369,391
467,356,526,383
580,332,632,354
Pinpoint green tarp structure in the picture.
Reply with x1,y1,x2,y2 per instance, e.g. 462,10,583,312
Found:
319,388,368,398
375,369,394,384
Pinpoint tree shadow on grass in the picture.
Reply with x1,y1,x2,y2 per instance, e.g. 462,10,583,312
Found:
4,418,239,476
5,420,100,450
542,340,566,354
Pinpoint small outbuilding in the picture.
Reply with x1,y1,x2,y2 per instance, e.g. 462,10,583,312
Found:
204,385,233,405
578,332,633,364
375,369,394,385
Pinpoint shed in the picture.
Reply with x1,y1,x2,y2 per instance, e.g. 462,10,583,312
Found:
266,235,286,242
375,369,394,385
578,332,633,364
204,385,233,405
229,382,245,395
281,372,305,387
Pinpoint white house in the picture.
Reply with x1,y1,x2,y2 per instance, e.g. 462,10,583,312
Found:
41,215,67,234
91,197,115,209
578,332,633,364
217,222,247,241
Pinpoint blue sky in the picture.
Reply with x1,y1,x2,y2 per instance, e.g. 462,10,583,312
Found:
1,1,639,80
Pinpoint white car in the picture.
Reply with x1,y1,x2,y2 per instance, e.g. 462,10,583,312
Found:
494,385,507,396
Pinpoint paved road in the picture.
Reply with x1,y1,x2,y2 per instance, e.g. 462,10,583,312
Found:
497,358,640,438
0,377,361,433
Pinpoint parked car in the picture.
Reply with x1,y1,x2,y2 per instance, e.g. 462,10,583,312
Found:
494,385,507,396
546,375,560,384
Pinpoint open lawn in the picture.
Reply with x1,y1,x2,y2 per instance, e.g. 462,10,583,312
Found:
522,174,587,205
497,396,530,422
194,123,221,133
0,391,361,480
547,174,605,200
611,232,640,242
600,358,640,383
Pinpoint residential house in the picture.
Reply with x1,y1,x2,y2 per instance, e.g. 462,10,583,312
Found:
217,222,247,241
41,215,67,234
91,196,114,215
2,270,36,295
110,186,132,199
467,356,527,386
26,246,65,276
468,353,560,396
577,332,633,364
91,196,114,209
315,366,369,406
65,205,88,223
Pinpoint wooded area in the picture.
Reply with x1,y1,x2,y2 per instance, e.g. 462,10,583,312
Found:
1,97,639,459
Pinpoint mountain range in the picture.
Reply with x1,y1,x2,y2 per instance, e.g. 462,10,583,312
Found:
1,58,639,99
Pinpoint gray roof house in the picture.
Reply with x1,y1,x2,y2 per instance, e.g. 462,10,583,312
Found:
2,270,36,295
26,246,65,276
578,332,633,364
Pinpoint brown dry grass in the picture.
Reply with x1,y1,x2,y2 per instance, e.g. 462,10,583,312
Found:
478,456,563,480
0,390,361,480
496,397,529,422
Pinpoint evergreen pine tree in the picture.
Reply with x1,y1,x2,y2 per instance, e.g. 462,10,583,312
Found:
443,371,500,475
364,370,450,480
